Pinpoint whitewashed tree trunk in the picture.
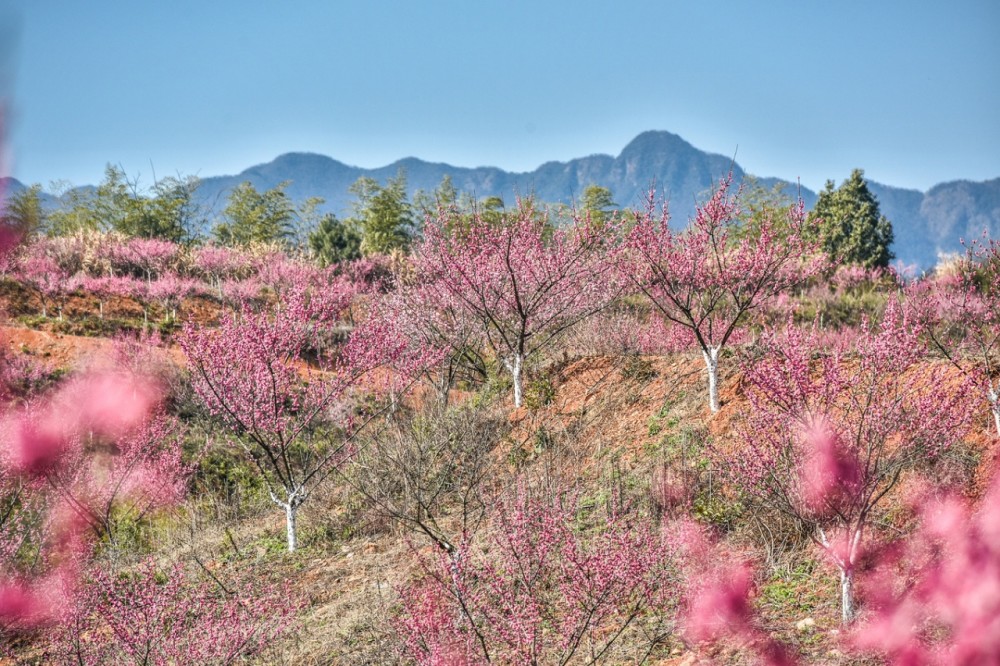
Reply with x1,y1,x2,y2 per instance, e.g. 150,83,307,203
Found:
988,387,1000,437
703,347,721,413
285,502,298,553
271,488,302,553
840,567,855,625
504,354,524,408
436,372,450,406
820,525,861,625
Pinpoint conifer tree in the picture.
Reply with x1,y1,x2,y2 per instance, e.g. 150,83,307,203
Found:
808,168,894,269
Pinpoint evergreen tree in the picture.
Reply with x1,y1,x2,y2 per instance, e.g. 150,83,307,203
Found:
349,169,413,255
1,183,46,238
308,213,362,266
47,181,102,236
412,174,459,221
127,175,200,241
213,181,296,247
580,184,617,226
808,169,894,269
45,166,199,241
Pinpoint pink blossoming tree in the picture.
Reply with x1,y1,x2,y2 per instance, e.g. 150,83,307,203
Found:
1,370,162,645
414,200,623,407
192,244,252,301
909,236,1000,437
726,301,974,623
180,296,413,552
621,175,822,413
52,558,296,665
851,470,1000,664
397,483,678,664
38,411,191,545
379,279,486,404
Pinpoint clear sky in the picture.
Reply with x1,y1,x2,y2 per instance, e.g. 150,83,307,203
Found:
1,0,997,193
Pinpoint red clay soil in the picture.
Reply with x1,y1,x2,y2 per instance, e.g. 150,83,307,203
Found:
0,325,187,370
512,352,998,497
508,354,713,474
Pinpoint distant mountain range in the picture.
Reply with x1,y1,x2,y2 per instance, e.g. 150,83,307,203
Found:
3,130,998,269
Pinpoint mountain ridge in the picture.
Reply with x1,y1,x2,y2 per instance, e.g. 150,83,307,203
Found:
4,131,998,268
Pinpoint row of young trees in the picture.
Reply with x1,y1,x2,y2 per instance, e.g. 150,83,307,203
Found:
1,166,420,260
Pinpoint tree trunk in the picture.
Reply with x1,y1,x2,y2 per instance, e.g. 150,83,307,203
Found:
505,354,524,408
285,502,298,553
703,347,720,413
436,372,450,407
989,387,1000,438
840,567,855,624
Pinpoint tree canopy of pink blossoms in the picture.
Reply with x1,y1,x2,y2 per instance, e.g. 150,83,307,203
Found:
620,175,822,413
51,558,296,665
909,236,1000,437
397,482,677,664
379,279,486,404
1,370,164,644
146,273,201,323
414,200,623,407
16,250,71,319
179,291,413,552
851,470,1000,664
107,237,179,282
37,411,191,545
726,300,974,623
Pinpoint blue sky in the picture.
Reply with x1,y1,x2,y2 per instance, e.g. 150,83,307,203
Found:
1,0,998,192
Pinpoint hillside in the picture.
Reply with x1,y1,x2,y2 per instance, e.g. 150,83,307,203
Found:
4,309,996,665
1,218,998,664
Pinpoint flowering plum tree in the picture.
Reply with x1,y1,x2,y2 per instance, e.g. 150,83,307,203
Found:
414,199,622,407
910,237,1000,437
192,244,252,301
17,251,71,319
0,370,162,644
218,277,263,310
77,275,138,320
397,483,678,664
673,519,796,666
109,237,179,282
851,470,1000,664
52,558,296,665
726,301,974,623
180,297,412,552
39,412,190,544
621,175,821,412
380,280,486,404
147,273,200,323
